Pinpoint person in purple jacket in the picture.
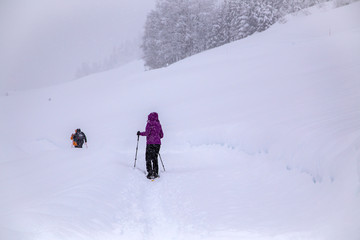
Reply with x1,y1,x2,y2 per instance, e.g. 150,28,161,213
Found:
137,112,164,179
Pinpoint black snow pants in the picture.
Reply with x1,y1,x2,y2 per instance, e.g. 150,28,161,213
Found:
146,144,161,175
75,139,84,148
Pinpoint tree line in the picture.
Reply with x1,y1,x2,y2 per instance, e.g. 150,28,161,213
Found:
142,0,328,69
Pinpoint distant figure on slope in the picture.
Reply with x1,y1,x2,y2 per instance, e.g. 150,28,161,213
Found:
137,112,164,179
71,128,87,148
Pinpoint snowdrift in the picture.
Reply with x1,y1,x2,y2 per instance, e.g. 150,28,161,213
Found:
1,2,360,240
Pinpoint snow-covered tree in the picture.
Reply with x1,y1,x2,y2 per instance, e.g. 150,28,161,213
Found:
251,0,278,32
142,10,165,69
228,0,253,41
188,0,215,54
142,0,216,69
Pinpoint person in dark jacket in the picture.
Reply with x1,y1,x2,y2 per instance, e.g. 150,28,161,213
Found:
137,112,164,179
71,128,87,148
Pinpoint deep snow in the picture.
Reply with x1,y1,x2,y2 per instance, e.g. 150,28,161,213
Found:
1,2,360,240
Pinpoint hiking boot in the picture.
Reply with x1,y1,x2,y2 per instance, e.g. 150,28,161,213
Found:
146,172,153,179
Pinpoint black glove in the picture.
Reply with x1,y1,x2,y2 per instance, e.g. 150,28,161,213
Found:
137,131,141,136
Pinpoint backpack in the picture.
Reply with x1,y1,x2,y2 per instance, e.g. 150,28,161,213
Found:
77,132,85,140
71,132,84,146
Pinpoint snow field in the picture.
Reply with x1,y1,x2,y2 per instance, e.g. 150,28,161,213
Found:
1,1,360,239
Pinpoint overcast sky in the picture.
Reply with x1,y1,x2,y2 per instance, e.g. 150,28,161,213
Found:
0,0,156,92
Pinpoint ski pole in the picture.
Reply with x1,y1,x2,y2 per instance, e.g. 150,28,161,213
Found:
158,153,166,172
134,135,140,168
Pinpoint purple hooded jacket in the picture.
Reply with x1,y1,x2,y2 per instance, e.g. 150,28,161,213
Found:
140,112,164,145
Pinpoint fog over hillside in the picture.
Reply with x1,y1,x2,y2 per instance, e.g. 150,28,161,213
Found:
0,0,155,92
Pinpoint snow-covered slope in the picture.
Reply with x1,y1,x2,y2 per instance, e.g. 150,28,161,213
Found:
1,2,360,240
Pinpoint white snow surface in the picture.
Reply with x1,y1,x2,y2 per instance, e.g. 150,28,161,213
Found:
1,2,360,240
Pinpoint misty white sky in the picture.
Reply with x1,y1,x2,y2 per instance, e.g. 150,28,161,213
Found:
0,0,156,92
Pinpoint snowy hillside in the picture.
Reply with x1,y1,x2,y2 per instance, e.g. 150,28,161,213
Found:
1,2,360,240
